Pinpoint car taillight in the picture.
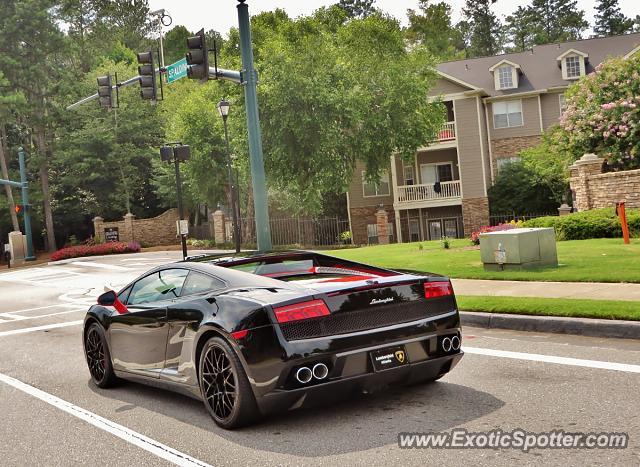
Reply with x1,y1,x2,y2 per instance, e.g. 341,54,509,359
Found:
273,299,330,323
424,281,453,299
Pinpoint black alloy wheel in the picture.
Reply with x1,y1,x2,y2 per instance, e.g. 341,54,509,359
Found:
85,323,117,388
199,337,259,429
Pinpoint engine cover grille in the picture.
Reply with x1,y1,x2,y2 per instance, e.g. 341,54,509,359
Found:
278,298,453,341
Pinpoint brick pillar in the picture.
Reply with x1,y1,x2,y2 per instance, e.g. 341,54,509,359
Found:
569,154,605,212
376,207,389,244
213,210,226,244
461,197,490,237
557,204,572,216
123,213,135,243
208,211,216,239
93,216,104,242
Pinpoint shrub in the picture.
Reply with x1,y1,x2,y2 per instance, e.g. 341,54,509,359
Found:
50,241,141,261
523,208,640,240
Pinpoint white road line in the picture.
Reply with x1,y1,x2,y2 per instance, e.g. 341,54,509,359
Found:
0,309,86,323
2,303,70,313
463,346,640,374
0,372,212,467
71,261,131,271
0,320,83,337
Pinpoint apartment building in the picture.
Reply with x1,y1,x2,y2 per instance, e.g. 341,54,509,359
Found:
346,33,640,244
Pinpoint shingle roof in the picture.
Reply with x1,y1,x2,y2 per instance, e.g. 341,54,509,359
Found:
437,33,640,97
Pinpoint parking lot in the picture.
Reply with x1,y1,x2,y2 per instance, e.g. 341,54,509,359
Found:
0,252,638,466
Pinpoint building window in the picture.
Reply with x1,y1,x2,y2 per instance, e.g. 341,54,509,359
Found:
408,219,420,242
403,165,415,186
362,170,390,197
493,100,523,129
559,94,567,115
497,65,513,89
565,55,581,79
496,156,522,172
367,223,393,244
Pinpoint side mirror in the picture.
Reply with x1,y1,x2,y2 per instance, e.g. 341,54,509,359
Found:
97,290,116,306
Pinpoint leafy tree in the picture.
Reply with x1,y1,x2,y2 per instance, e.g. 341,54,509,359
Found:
504,6,537,52
405,1,464,59
557,54,640,170
488,162,560,214
594,0,633,37
337,0,376,19
162,25,193,65
528,0,588,44
461,0,504,57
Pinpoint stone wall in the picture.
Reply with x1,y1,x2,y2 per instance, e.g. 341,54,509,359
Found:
569,154,640,211
93,209,180,246
461,197,490,236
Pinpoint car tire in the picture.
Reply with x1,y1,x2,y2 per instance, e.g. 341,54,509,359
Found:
199,336,260,429
85,322,118,388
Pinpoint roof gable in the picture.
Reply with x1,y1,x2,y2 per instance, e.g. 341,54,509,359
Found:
488,59,521,72
556,48,589,61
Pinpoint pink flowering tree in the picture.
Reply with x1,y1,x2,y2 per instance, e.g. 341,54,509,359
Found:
559,53,640,170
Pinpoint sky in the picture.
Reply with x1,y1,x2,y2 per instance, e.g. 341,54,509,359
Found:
148,0,640,36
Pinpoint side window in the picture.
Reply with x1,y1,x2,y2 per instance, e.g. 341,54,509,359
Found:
181,272,226,296
127,269,189,305
118,286,132,305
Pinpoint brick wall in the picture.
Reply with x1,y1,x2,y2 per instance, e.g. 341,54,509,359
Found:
490,135,541,174
93,209,180,246
569,154,640,211
350,205,395,245
461,197,489,236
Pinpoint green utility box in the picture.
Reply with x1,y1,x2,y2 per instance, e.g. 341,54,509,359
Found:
479,227,558,271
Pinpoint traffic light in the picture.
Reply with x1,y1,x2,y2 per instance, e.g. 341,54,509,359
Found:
186,29,208,83
97,75,113,109
14,205,21,214
137,51,157,101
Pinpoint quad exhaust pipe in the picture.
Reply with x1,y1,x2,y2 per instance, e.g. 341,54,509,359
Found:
441,335,461,352
295,363,329,384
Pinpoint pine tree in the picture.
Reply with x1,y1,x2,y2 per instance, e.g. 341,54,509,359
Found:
406,1,462,58
594,0,633,37
529,0,588,44
462,0,504,57
505,6,536,52
337,0,376,19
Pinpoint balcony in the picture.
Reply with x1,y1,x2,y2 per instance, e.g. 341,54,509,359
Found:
437,122,456,142
395,180,462,208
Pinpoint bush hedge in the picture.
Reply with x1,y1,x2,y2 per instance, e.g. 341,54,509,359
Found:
523,208,640,240
51,241,141,261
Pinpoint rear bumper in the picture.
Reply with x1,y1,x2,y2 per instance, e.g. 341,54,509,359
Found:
256,351,463,415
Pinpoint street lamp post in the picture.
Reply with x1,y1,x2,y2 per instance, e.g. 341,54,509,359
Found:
217,98,241,253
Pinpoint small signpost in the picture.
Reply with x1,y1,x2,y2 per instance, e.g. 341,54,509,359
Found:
104,227,119,242
166,58,188,83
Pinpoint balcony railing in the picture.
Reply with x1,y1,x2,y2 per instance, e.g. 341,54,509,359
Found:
435,121,456,142
396,180,461,204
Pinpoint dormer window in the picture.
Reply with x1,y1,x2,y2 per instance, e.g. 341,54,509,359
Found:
489,60,520,91
557,49,588,80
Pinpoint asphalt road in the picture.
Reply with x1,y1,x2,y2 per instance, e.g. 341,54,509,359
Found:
0,252,638,466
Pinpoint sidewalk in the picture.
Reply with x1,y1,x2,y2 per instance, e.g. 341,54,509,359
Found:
451,279,640,301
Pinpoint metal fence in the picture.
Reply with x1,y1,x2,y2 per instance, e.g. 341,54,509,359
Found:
239,216,351,247
488,211,558,226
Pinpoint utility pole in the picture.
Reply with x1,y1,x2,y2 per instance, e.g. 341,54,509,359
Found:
237,0,272,251
18,148,35,260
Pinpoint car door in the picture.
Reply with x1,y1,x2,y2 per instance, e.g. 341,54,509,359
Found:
109,268,189,378
161,271,226,385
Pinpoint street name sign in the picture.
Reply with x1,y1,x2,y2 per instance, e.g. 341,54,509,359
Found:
167,58,188,83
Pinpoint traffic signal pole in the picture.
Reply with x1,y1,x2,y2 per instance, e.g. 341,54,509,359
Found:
237,0,272,251
0,148,35,260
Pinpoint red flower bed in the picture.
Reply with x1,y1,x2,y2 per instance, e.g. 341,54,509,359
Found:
470,223,518,245
50,242,141,261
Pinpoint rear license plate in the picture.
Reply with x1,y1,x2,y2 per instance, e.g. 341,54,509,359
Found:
370,345,408,372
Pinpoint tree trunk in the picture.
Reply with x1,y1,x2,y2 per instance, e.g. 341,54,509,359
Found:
0,125,20,231
35,128,56,252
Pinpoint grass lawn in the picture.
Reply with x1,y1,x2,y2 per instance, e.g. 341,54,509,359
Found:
328,238,640,283
456,296,640,321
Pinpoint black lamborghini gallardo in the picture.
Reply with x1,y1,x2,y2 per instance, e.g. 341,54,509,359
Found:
83,251,463,429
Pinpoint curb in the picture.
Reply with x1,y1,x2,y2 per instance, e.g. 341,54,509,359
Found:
460,311,640,340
